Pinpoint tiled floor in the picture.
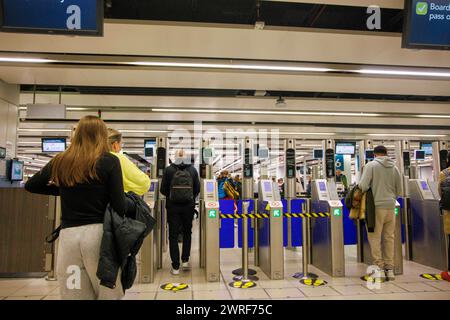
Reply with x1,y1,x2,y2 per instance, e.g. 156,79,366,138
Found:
1,220,449,300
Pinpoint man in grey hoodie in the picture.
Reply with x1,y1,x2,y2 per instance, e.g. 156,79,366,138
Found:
358,145,402,281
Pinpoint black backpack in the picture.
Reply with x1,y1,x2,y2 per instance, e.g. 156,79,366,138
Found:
169,165,194,204
440,169,450,210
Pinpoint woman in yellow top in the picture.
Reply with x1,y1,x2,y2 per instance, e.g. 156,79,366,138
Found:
108,128,150,196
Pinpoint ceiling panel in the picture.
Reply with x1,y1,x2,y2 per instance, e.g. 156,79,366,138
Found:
0,22,449,68
2,66,450,96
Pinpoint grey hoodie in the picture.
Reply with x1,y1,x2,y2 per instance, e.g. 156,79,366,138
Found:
358,156,402,208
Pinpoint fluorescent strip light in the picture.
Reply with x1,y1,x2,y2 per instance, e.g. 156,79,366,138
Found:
119,129,169,133
0,57,54,63
129,61,332,73
357,69,450,78
18,128,72,132
17,156,49,163
67,107,90,111
151,108,380,117
416,114,450,119
207,130,335,136
367,133,447,137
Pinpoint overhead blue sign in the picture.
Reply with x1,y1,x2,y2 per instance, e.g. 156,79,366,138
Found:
402,0,450,50
0,0,103,36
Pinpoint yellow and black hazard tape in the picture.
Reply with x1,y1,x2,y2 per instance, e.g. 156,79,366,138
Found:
220,213,269,219
284,212,330,218
220,212,330,219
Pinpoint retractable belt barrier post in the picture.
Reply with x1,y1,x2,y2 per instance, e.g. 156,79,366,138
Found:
293,199,318,280
233,138,258,278
229,201,258,288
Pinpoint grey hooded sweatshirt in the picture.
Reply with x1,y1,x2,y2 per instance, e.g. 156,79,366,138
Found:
358,156,402,209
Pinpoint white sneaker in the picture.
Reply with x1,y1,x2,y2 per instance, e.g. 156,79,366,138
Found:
366,267,385,282
385,269,395,281
170,268,180,275
182,261,190,271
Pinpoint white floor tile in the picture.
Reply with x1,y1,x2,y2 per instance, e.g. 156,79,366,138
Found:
0,287,21,297
191,282,228,291
394,282,441,293
297,286,341,297
9,285,58,297
0,279,34,287
28,278,59,287
229,288,270,300
265,288,304,299
42,295,62,300
5,296,44,300
412,291,450,300
422,280,450,291
368,283,408,294
258,280,295,289
193,290,231,300
331,285,374,296
127,283,160,293
122,292,156,300
156,291,193,300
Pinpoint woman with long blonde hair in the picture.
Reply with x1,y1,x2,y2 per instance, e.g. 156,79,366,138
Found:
25,116,126,299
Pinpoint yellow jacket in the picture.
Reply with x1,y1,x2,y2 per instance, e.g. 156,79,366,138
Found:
112,152,150,196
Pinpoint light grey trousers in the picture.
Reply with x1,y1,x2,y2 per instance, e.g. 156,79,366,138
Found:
56,224,124,300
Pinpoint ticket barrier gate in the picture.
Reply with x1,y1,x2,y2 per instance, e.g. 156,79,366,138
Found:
360,201,403,275
408,179,448,270
140,180,159,283
310,179,345,277
256,179,284,280
199,179,221,282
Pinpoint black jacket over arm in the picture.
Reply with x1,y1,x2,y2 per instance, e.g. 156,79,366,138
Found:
97,192,155,291
160,163,200,208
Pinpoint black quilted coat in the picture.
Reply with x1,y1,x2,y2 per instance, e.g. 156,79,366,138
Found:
96,192,155,292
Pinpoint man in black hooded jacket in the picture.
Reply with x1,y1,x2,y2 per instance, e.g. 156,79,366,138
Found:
160,149,200,275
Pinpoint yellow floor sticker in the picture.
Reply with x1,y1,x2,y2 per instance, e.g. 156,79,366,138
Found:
229,280,257,289
160,283,189,291
420,273,443,281
299,278,327,286
360,275,386,283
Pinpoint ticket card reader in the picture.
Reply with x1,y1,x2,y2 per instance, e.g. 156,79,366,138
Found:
146,180,159,210
140,179,159,283
257,180,284,280
310,179,345,277
201,179,220,281
409,179,448,270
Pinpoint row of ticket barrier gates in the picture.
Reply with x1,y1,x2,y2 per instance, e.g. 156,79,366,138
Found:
140,179,412,285
138,179,448,287
199,197,403,280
